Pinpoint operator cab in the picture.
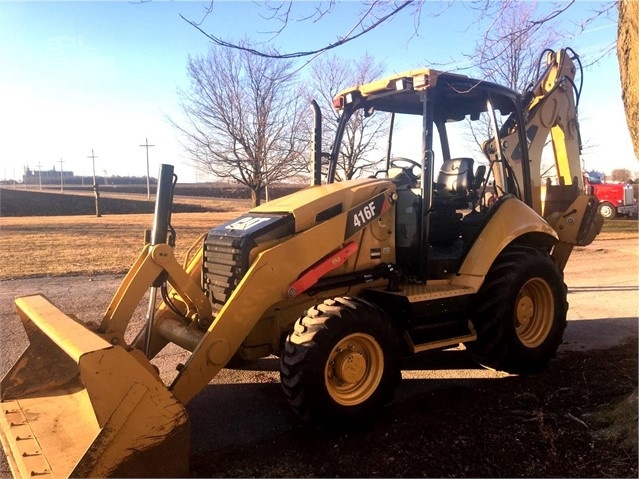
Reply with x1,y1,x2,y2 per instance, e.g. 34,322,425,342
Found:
330,70,530,280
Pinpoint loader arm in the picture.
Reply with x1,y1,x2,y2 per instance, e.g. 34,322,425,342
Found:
98,242,212,353
170,211,350,404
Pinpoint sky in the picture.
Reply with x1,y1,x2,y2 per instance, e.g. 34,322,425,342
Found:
0,0,635,185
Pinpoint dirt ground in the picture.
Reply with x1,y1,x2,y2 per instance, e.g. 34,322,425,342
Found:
0,238,637,477
187,239,639,478
190,341,637,478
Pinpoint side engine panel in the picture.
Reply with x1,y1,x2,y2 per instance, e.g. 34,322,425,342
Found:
203,213,295,316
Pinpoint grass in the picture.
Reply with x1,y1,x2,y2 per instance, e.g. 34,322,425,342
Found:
0,206,636,280
0,210,245,279
597,217,639,238
591,386,639,454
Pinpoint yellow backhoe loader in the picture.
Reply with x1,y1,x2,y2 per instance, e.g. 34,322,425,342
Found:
1,48,602,477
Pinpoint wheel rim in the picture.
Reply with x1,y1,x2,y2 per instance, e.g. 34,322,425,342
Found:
325,333,384,406
600,204,614,218
514,277,554,348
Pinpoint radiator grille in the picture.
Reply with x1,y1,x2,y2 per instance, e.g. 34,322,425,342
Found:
202,213,295,316
624,185,634,206
203,235,253,316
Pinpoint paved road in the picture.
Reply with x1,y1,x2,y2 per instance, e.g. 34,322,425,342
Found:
0,237,637,476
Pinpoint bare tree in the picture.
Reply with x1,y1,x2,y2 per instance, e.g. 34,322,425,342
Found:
306,53,388,180
468,1,558,92
462,1,558,168
179,0,637,172
172,43,308,206
611,168,632,182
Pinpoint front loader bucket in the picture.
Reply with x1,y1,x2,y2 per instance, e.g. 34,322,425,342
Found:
0,294,190,478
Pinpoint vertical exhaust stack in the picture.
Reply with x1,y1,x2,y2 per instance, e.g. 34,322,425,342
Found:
310,100,323,186
151,164,176,246
145,164,176,356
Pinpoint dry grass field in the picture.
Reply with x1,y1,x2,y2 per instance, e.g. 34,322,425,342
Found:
0,209,247,279
0,191,636,280
0,184,256,278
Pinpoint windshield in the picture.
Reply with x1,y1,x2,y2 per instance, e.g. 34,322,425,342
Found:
586,172,603,184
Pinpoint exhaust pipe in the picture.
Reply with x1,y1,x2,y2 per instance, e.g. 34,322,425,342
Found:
146,164,176,357
150,164,176,247
310,100,322,186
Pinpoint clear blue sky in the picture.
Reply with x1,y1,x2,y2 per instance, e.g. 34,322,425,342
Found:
0,1,634,184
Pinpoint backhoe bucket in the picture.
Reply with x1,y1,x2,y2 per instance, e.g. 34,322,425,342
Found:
0,294,190,478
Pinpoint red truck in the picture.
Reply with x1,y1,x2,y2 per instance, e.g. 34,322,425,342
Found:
583,171,638,219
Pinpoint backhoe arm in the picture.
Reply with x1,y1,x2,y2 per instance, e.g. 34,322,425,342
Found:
525,48,583,215
498,49,602,264
499,48,583,216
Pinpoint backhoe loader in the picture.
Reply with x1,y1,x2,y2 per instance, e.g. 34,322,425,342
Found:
1,48,602,478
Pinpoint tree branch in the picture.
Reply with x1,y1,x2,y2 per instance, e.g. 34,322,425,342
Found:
179,1,413,59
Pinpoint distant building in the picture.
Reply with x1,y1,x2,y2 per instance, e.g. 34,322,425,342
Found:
23,166,73,185
21,166,155,186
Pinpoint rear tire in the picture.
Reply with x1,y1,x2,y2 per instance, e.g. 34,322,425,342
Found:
468,244,567,374
598,201,617,219
280,297,401,426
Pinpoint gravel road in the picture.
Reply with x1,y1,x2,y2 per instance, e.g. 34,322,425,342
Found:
0,237,636,477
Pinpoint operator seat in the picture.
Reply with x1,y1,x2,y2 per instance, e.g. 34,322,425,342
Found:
429,158,486,246
433,157,475,208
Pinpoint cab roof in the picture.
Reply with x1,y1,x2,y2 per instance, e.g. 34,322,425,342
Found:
332,68,520,119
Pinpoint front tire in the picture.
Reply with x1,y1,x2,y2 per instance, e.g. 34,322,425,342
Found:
468,244,567,374
280,297,401,426
598,201,617,219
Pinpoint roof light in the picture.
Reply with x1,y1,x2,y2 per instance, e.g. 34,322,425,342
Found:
413,74,429,89
395,78,413,91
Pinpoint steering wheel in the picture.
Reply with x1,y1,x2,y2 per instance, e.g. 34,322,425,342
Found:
390,157,422,182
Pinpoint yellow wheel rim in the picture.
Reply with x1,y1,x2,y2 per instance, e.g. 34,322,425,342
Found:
515,277,554,348
325,333,384,406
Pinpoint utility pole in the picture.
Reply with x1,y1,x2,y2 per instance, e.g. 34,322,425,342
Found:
59,158,64,192
87,149,101,217
88,149,98,186
139,138,155,199
37,162,42,190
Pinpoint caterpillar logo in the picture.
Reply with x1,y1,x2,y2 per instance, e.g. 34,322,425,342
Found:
225,216,272,231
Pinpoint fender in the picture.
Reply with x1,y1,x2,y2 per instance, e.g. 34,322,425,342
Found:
452,196,558,291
